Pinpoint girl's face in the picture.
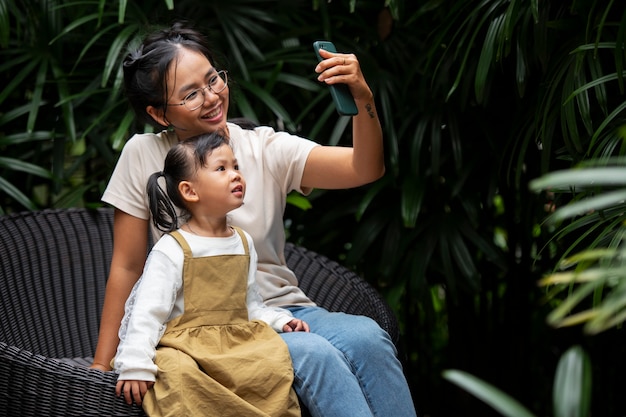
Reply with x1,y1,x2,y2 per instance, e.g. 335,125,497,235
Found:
148,48,230,140
183,143,245,217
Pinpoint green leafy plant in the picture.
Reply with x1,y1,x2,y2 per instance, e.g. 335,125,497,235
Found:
0,0,174,212
444,345,592,417
530,158,626,335
3,1,626,416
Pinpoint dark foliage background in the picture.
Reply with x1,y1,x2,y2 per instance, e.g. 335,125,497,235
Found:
2,1,626,415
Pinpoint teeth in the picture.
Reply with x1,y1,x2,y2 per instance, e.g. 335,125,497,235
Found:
205,108,220,118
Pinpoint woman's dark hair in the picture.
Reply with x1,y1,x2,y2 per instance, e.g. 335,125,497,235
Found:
147,131,229,232
123,21,220,128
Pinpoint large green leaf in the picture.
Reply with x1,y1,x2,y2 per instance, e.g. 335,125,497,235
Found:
443,370,536,417
529,167,626,191
0,176,37,211
553,346,592,417
0,157,52,178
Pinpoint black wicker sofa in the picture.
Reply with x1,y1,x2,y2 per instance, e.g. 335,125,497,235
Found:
0,207,399,416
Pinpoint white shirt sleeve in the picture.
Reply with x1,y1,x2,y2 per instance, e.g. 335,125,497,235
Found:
114,239,183,381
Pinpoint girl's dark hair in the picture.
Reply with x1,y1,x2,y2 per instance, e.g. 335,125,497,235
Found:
123,21,219,128
147,131,229,232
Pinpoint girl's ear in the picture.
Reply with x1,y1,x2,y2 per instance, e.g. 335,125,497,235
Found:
147,105,168,127
179,181,199,203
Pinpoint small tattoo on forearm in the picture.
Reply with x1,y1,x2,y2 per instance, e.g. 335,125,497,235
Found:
365,103,375,119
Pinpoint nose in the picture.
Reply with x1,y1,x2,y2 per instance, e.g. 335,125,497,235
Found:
199,85,214,96
231,170,244,189
199,85,220,107
230,168,242,181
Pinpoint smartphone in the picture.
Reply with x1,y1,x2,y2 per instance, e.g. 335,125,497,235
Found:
313,40,358,116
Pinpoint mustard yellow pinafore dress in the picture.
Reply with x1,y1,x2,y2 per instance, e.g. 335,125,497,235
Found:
142,228,300,417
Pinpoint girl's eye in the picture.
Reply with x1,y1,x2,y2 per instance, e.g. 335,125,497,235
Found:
216,166,225,171
209,75,219,86
234,164,239,170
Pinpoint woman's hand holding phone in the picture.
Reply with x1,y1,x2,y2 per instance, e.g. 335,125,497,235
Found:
313,41,359,116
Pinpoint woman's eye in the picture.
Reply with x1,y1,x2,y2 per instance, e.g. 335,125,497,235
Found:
185,90,199,101
209,75,219,85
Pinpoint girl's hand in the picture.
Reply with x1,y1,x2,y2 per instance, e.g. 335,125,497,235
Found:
283,318,310,333
116,379,154,405
315,47,373,103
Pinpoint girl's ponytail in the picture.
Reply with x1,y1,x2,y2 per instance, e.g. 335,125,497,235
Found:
147,171,179,233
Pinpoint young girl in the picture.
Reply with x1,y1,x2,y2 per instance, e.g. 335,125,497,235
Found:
96,21,417,417
113,132,308,417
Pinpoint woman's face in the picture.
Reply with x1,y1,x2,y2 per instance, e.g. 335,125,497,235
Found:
148,48,230,140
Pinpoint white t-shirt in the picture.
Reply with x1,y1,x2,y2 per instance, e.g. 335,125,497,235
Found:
113,228,295,381
102,122,319,307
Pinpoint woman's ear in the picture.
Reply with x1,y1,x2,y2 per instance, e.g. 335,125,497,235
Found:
147,105,168,127
178,181,199,203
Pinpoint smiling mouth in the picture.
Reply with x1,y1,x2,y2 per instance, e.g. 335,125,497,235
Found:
232,185,243,193
202,107,221,119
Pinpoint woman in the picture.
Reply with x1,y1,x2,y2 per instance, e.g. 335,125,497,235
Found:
93,21,417,417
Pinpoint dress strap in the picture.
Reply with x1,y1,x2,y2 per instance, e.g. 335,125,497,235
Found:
232,227,249,255
170,228,248,256
169,230,192,258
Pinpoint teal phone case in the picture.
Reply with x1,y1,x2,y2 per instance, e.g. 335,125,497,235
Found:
313,41,358,116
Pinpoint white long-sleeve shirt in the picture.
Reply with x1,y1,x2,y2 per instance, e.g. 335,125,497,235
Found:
113,228,295,382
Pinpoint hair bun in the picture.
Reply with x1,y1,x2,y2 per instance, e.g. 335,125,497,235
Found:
123,45,145,68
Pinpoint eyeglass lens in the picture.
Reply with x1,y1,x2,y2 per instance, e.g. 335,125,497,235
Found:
184,71,228,111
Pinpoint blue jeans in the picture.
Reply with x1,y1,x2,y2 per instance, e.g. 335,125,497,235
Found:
282,306,417,417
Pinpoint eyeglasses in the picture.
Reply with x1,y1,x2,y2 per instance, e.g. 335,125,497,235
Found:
166,70,228,111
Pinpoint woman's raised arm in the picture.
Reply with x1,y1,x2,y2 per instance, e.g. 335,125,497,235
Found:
301,47,384,190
